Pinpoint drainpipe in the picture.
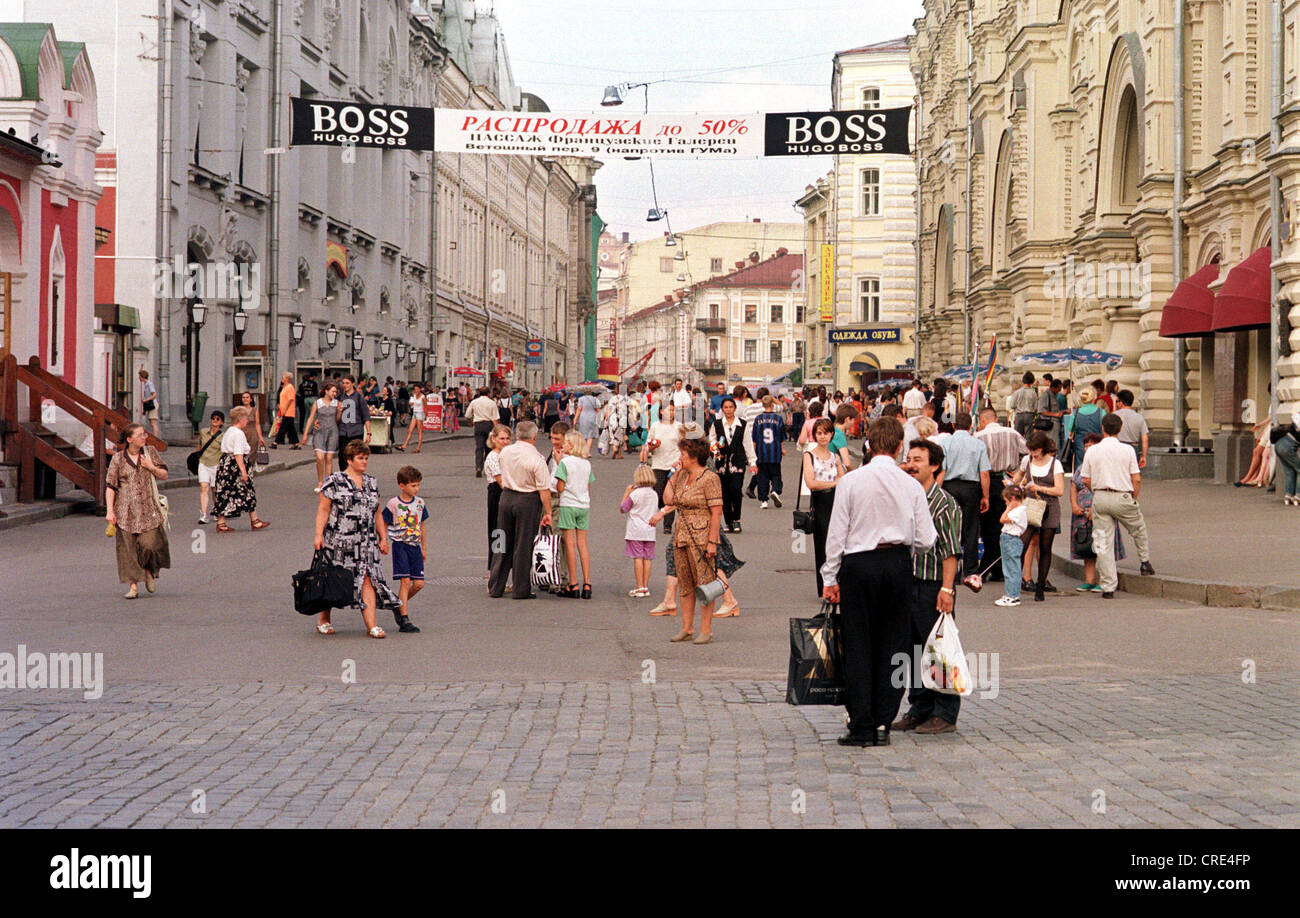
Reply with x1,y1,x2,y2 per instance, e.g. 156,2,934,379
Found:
267,0,283,369
1172,0,1186,448
1270,0,1283,425
963,0,974,365
155,0,174,427
914,82,923,377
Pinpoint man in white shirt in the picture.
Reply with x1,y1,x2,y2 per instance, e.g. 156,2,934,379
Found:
670,378,693,423
902,380,928,418
974,407,1028,580
822,416,937,748
1079,413,1155,597
467,387,499,477
488,421,554,599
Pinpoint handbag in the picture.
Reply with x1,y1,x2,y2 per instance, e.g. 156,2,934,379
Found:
792,454,815,534
292,549,355,614
1071,519,1095,556
147,467,170,531
530,525,562,589
1032,416,1054,431
254,445,271,470
785,601,846,706
1024,497,1047,528
186,429,223,476
920,612,974,696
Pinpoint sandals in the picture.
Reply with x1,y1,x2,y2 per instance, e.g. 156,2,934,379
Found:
714,602,740,618
123,584,139,599
367,626,386,639
394,445,406,451
216,523,234,533
649,602,677,616
669,630,694,642
251,520,271,530
560,585,580,599
582,583,592,600
628,587,651,598
315,622,336,635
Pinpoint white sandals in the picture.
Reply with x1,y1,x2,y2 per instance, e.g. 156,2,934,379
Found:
315,622,336,635
367,626,386,639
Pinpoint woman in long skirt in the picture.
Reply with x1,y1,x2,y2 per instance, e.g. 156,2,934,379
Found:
213,405,271,532
105,424,171,599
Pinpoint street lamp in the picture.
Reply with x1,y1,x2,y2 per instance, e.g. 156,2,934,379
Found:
289,318,305,344
325,323,339,349
665,234,677,247
395,341,407,361
380,336,392,358
233,308,248,334
408,348,419,367
647,208,666,222
190,299,207,327
351,330,364,355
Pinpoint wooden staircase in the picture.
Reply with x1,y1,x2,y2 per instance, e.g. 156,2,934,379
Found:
0,353,167,507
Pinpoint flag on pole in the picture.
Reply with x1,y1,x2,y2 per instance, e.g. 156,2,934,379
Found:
982,335,998,393
969,334,997,414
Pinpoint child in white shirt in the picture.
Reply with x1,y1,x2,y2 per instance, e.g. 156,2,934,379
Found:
620,463,659,597
996,485,1028,607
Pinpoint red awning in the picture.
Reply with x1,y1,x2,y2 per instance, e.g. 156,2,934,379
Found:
1212,246,1273,332
1158,262,1220,338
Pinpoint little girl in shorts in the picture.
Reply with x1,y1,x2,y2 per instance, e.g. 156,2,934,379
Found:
621,464,659,597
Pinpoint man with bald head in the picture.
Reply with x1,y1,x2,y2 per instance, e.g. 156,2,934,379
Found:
974,407,1027,579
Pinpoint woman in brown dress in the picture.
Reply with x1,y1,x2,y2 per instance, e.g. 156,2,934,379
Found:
105,423,171,599
652,436,723,644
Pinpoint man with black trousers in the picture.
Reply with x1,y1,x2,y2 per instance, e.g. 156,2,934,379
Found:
973,407,1027,580
897,438,963,734
467,387,499,477
821,417,937,748
488,421,553,599
939,412,990,575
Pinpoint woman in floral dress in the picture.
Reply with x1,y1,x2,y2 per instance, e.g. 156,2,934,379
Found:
105,423,171,599
312,439,402,637
213,406,270,532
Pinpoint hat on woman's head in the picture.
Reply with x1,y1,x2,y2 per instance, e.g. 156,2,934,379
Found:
1079,387,1095,404
678,422,706,440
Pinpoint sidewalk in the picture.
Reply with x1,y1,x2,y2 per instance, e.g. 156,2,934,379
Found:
1051,476,1300,611
0,427,477,531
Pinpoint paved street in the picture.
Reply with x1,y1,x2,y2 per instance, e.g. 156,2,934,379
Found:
1,438,1297,827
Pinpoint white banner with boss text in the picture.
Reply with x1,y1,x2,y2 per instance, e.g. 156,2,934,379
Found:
433,107,911,159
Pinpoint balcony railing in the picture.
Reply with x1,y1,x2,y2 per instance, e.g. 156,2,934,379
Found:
695,317,727,333
698,358,727,373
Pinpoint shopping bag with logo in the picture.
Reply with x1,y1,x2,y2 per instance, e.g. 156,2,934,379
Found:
785,602,845,706
920,612,973,696
530,525,562,589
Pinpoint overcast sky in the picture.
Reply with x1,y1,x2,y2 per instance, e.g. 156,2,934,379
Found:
489,0,926,245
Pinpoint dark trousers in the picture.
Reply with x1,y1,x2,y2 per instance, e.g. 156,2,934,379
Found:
979,487,1007,578
487,482,503,572
905,580,961,724
337,434,362,471
838,546,913,735
1013,412,1035,439
942,479,982,575
488,489,543,599
274,416,299,446
755,461,783,500
811,489,835,599
474,421,494,472
719,471,744,526
652,468,676,533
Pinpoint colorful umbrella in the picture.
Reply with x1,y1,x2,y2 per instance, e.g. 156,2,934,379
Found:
1014,348,1124,370
939,363,1007,381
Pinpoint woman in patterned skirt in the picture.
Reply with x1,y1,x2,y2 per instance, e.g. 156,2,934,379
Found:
213,406,270,532
105,423,171,599
312,439,402,638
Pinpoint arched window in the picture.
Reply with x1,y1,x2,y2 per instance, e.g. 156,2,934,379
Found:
991,131,1013,274
1114,86,1141,207
47,228,66,373
934,204,954,309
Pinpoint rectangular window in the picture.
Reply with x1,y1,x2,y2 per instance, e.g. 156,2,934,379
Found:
861,86,881,110
660,257,673,272
710,257,723,273
857,276,880,323
795,340,805,362
769,340,782,363
770,302,783,324
744,339,756,362
796,303,806,324
860,168,880,216
744,303,757,323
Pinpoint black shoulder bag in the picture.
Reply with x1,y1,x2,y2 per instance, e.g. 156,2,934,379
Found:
186,429,223,476
792,452,816,534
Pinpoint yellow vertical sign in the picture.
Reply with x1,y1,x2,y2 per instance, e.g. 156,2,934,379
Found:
819,244,834,322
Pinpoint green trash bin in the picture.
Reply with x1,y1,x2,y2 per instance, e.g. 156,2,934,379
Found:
190,391,209,428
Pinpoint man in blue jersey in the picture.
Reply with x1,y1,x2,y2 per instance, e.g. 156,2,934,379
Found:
751,394,787,509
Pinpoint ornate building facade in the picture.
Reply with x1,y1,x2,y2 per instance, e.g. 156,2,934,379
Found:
911,0,1300,469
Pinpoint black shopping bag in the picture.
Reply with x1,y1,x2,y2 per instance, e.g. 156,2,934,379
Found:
292,550,355,615
785,602,846,705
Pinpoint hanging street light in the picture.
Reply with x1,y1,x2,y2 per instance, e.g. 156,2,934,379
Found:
289,318,305,343
395,341,407,361
325,323,339,348
233,308,248,334
380,336,392,358
351,330,364,354
190,299,207,328
646,208,665,222
665,234,677,247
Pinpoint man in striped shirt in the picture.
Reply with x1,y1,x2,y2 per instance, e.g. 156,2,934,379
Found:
897,438,964,734
974,407,1028,580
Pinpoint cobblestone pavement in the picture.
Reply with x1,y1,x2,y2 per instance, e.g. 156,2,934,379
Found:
1,675,1294,828
1,440,1297,828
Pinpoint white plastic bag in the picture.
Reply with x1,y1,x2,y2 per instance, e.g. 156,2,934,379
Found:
597,428,610,455
920,612,973,696
530,526,562,589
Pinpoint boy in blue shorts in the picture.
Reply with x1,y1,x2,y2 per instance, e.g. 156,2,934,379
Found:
382,465,428,633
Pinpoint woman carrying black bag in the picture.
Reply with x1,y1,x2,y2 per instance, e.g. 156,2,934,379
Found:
708,397,755,533
802,418,846,599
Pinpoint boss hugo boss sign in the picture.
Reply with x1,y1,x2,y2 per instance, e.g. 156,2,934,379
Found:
764,106,912,156
289,98,436,150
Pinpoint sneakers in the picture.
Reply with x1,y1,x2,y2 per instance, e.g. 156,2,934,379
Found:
1076,583,1100,592
197,515,210,525
394,614,421,633
1139,561,1155,576
993,595,1021,607
771,492,783,507
760,501,769,509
